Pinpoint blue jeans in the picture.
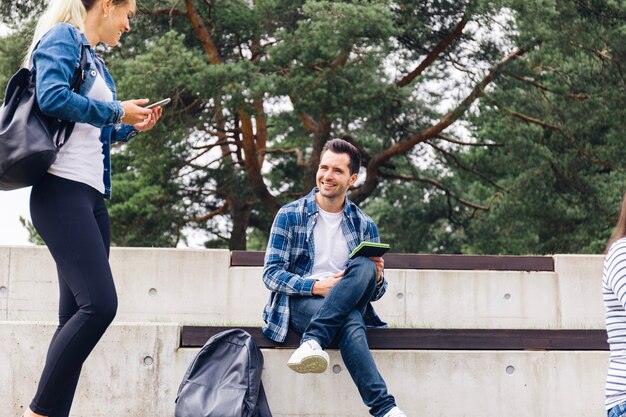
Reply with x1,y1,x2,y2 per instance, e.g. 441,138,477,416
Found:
289,256,396,417
609,403,626,417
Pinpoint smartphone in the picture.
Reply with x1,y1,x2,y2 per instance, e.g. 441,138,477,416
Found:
145,98,171,109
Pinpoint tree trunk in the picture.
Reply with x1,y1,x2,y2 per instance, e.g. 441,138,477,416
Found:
304,120,331,191
228,200,251,250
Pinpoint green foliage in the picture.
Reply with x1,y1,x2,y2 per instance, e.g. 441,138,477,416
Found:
456,0,626,254
19,216,43,245
2,0,624,254
0,25,33,99
0,0,44,26
364,185,466,254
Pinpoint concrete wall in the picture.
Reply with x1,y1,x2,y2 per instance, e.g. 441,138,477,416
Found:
0,247,606,329
2,321,608,417
0,246,610,417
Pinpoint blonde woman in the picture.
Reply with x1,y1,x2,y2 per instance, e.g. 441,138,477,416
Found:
22,1,163,416
604,193,626,417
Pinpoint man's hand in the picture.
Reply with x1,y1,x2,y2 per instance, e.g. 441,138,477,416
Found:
312,271,344,297
369,256,384,283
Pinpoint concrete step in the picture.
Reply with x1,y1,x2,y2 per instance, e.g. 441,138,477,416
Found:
1,321,608,417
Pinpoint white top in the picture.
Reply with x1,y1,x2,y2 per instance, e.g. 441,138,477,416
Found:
603,237,626,410
309,206,350,280
48,70,111,193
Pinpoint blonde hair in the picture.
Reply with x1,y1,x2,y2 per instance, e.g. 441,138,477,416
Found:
22,0,88,68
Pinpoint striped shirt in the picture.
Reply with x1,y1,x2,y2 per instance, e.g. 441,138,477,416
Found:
603,237,626,410
262,188,387,343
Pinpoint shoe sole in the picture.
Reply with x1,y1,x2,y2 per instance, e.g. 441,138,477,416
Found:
287,354,329,374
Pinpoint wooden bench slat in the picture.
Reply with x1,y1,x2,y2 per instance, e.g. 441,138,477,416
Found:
180,326,608,351
230,251,555,271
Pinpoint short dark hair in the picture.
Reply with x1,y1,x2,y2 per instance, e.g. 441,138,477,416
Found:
321,139,361,175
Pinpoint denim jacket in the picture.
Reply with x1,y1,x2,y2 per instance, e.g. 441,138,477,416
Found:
32,23,138,198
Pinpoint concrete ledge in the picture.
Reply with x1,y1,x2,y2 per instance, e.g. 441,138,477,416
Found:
0,246,606,329
2,322,608,417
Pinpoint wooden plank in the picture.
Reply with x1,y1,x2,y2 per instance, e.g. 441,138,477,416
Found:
230,251,555,271
231,251,265,267
180,326,608,351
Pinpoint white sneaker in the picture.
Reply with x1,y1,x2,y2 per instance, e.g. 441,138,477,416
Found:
383,406,407,417
287,339,329,373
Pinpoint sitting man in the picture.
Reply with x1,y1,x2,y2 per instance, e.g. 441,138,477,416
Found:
262,138,406,417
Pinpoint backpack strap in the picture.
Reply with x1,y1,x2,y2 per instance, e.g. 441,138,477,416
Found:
256,380,273,417
55,44,87,148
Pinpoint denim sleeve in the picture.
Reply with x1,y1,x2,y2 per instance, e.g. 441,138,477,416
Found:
112,124,139,143
263,209,316,296
33,24,120,127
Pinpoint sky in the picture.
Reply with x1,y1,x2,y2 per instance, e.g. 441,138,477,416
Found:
0,188,32,246
0,187,206,248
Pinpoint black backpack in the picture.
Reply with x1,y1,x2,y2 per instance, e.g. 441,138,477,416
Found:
175,328,273,417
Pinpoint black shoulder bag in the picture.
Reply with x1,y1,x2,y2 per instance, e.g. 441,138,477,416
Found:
0,45,87,191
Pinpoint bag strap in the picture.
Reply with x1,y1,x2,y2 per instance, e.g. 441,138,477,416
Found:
256,381,273,417
55,45,88,148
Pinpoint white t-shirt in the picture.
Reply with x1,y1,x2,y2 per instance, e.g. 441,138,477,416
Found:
48,70,111,193
309,206,350,280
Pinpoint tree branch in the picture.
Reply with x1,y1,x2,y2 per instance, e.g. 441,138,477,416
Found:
379,172,493,211
190,138,236,151
183,0,221,64
435,134,500,147
190,202,229,223
498,105,626,170
289,95,319,134
385,48,523,164
298,112,318,134
426,140,504,190
397,16,469,88
352,47,524,204
138,7,186,17
508,74,589,101
262,147,306,167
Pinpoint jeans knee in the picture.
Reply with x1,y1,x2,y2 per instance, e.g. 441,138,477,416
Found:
339,310,367,342
349,256,377,283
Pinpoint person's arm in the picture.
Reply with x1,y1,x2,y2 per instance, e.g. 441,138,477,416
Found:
607,244,626,309
112,100,164,141
111,124,139,143
263,209,318,296
365,220,387,301
33,24,122,128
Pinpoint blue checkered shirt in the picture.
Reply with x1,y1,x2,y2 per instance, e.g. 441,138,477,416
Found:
262,188,388,342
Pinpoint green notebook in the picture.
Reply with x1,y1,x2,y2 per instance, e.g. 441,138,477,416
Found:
349,241,390,259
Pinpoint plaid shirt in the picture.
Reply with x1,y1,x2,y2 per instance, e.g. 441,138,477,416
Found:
262,188,388,342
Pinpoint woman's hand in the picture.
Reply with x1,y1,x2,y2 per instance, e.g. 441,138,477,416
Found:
120,99,164,132
120,99,152,125
133,106,163,132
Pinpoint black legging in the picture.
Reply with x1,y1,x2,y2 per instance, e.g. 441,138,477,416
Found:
29,173,117,417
